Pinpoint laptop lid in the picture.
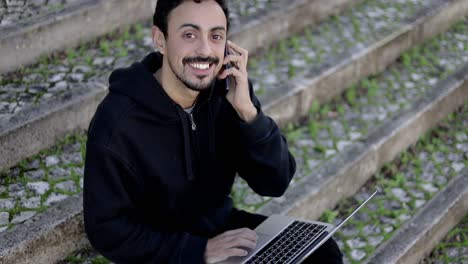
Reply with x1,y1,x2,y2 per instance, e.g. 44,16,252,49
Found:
221,190,378,264
298,190,378,262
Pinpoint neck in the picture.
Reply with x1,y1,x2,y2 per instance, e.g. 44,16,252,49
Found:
155,61,199,109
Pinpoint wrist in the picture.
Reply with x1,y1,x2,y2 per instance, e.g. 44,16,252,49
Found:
236,104,257,123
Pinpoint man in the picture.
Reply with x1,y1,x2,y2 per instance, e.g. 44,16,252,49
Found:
83,0,343,263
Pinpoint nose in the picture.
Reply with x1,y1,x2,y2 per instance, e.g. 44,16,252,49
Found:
195,37,212,57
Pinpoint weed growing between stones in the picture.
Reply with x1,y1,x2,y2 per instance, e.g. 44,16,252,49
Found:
324,104,467,263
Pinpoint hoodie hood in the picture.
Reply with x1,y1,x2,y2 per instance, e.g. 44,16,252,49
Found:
108,52,180,124
107,52,220,180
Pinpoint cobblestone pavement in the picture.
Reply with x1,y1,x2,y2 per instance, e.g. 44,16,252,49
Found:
420,214,468,264
0,134,85,233
0,0,282,30
228,0,282,27
232,19,468,212
319,104,468,264
1,0,467,262
0,0,81,26
58,103,468,263
0,0,446,123
0,1,467,233
249,0,439,97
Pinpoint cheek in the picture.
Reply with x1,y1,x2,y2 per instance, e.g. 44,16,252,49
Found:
166,41,190,62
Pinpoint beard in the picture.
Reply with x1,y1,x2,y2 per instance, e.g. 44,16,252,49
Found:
168,56,220,92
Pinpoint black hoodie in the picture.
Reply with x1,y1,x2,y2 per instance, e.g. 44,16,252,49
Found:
83,52,296,263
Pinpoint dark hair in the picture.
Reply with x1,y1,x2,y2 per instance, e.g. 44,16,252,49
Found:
153,0,230,37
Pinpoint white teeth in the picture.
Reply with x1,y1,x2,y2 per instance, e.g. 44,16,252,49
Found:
190,63,209,70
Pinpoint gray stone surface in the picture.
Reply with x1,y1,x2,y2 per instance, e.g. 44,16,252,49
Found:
45,156,60,167
260,29,468,222
48,167,71,180
0,212,9,226
0,199,15,210
364,169,468,264
26,182,50,195
25,169,45,181
44,193,68,206
11,211,36,224
21,197,40,209
1,0,466,177
8,183,25,197
0,195,87,264
0,0,156,73
351,249,366,261
55,181,77,193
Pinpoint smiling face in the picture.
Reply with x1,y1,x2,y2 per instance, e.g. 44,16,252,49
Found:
154,0,227,92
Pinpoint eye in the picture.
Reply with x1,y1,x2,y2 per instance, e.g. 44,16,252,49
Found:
212,34,223,40
184,33,195,39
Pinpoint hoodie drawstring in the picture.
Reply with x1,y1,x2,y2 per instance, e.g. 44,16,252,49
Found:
176,82,218,181
176,105,195,181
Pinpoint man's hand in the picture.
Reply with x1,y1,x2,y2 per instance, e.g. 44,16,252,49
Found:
204,228,258,263
218,41,257,123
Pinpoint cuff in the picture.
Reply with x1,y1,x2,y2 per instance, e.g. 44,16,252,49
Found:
237,106,273,146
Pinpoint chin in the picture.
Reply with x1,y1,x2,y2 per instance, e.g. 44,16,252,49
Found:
185,77,216,91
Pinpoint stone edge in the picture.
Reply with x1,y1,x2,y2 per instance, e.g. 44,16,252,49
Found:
263,0,468,128
229,0,365,53
258,63,468,219
0,82,107,172
0,0,362,74
0,194,88,264
364,168,468,264
0,0,156,73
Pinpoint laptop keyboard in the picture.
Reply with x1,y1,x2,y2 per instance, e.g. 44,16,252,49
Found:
246,221,326,264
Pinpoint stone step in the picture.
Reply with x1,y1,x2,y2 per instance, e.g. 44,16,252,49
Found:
0,0,360,74
311,104,467,263
61,106,468,263
1,17,467,263
0,0,155,74
0,133,87,263
1,0,465,174
365,170,467,264
255,0,468,127
419,214,467,264
250,19,468,219
228,0,363,57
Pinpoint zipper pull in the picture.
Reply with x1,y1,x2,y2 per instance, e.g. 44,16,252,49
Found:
189,113,197,130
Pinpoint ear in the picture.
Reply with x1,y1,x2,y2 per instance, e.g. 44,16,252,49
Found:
152,26,167,54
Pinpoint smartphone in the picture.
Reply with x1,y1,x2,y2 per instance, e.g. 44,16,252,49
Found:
224,43,232,90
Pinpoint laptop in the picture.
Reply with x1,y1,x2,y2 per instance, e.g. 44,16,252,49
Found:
220,190,378,264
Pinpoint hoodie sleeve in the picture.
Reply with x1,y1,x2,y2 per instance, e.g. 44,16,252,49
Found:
234,82,296,197
83,142,208,264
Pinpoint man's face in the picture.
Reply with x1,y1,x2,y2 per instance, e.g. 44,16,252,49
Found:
163,0,227,92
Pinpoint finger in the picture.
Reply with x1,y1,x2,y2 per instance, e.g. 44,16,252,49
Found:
222,228,254,237
228,40,248,64
218,67,246,81
228,40,248,58
219,228,257,241
224,54,245,71
223,54,240,64
225,248,249,258
225,237,257,249
221,228,258,243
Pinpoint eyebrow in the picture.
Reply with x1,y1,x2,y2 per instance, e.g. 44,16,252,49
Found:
178,23,226,32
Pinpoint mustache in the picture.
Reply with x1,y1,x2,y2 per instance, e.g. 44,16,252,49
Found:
183,56,219,65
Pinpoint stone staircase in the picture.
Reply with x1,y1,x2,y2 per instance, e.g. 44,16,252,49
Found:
0,0,466,263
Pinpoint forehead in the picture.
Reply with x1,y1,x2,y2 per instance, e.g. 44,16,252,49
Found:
168,1,227,31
